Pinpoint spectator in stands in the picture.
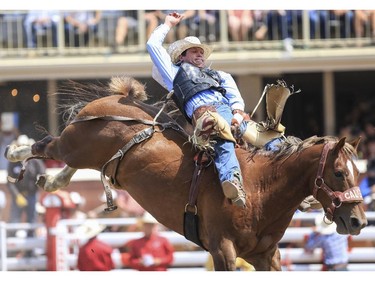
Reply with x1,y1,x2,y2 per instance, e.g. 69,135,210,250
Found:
355,10,375,44
263,10,294,52
64,11,102,47
252,10,269,41
190,10,219,43
120,212,174,271
227,10,254,42
77,220,115,271
0,11,27,48
144,10,159,39
329,10,354,39
96,10,122,51
7,134,46,255
23,10,60,49
112,11,138,51
107,10,158,52
157,10,196,43
304,212,350,271
263,10,326,50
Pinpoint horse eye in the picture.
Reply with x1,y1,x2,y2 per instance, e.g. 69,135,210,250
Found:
334,171,344,178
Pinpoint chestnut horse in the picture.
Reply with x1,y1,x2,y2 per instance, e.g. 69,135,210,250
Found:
5,76,367,271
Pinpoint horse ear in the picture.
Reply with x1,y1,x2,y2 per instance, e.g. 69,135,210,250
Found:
349,136,361,152
333,137,346,156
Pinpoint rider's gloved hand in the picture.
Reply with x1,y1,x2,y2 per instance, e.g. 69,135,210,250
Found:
231,109,250,126
231,109,250,139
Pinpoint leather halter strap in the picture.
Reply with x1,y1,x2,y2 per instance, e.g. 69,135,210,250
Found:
312,142,363,221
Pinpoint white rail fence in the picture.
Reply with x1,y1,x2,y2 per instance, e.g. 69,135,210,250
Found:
1,212,375,271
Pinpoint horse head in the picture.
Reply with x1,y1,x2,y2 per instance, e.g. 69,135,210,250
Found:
312,137,367,235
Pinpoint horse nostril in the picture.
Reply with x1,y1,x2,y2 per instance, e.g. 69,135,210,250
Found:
350,217,366,229
350,217,359,228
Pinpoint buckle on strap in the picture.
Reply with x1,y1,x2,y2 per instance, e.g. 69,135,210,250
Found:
133,127,155,144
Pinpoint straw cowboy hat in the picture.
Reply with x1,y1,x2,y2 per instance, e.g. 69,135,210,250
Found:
315,213,336,235
77,220,106,239
141,212,159,224
167,36,213,64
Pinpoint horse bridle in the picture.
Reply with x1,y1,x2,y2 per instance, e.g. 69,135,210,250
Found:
312,142,363,221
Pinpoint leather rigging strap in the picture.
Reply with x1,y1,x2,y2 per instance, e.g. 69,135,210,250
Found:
183,150,211,250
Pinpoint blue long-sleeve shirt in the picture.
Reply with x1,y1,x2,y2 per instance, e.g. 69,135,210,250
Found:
304,232,349,265
146,23,245,119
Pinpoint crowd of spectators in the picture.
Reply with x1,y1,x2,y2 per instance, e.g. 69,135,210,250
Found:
1,10,375,54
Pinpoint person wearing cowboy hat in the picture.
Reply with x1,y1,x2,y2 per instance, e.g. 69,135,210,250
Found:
120,212,174,271
76,220,115,271
146,11,249,207
6,134,46,250
304,212,350,271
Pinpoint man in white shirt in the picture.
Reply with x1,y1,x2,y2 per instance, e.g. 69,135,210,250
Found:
147,12,249,207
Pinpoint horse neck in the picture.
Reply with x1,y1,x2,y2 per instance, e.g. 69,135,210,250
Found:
253,145,322,214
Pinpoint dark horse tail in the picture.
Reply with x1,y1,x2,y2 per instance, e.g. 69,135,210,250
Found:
55,76,148,126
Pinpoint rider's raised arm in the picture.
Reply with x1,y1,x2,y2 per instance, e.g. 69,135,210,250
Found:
146,12,184,91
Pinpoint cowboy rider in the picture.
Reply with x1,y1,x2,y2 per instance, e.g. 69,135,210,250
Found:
147,11,249,207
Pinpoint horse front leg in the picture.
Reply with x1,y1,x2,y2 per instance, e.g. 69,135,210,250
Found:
210,239,237,271
37,165,78,192
249,247,281,271
270,247,282,271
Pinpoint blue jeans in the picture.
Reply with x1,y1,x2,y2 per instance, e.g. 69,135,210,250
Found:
212,103,243,183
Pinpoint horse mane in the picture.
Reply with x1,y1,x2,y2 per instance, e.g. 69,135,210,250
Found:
259,135,357,162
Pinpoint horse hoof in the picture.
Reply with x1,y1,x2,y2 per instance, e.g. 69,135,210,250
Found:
36,174,47,189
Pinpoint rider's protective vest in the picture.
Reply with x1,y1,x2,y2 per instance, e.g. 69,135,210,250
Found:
172,62,226,123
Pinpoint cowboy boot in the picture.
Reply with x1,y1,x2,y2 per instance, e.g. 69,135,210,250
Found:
221,172,246,207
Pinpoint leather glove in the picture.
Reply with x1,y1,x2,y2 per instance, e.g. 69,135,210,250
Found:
231,109,250,126
231,109,250,139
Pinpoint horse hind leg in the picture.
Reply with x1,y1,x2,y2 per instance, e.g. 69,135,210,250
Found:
5,135,78,192
5,135,56,162
37,165,77,192
5,144,34,162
